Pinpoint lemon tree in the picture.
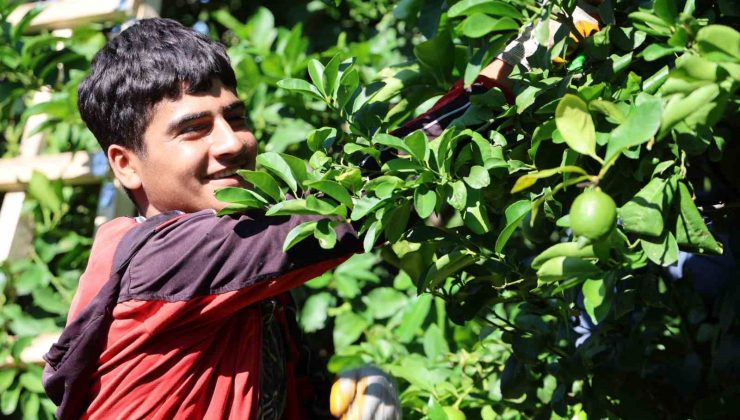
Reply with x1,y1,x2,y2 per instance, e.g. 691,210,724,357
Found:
221,0,740,417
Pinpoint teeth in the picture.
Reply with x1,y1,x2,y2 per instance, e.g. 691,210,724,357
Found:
210,168,238,179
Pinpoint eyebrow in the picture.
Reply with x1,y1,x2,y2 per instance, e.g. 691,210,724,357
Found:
166,100,246,135
223,100,246,114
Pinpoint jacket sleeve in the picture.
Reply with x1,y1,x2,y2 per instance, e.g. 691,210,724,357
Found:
390,74,513,139
120,210,357,304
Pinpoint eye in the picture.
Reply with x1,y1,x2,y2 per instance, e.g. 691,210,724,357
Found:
226,114,248,128
179,124,209,136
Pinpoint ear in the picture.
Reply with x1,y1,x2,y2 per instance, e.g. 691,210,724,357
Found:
108,144,143,190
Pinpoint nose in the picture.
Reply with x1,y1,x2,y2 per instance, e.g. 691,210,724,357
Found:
210,117,246,159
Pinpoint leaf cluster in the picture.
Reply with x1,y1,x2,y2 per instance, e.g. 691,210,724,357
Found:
219,0,740,416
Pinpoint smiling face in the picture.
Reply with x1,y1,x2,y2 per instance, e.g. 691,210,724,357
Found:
110,79,257,217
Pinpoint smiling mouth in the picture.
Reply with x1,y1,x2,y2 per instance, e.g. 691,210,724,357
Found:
207,167,240,180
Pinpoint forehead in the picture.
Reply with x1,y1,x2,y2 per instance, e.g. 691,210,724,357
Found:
149,80,239,123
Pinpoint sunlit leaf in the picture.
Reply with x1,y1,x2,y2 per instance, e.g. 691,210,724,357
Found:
555,94,597,159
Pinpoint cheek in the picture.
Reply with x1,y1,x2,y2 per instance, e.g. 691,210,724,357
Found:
244,134,258,169
173,143,211,176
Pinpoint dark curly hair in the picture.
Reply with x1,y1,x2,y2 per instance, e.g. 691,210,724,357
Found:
78,18,237,156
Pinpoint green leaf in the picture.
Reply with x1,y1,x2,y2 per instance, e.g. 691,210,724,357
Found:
305,196,342,215
674,182,723,255
14,264,50,296
643,66,670,94
364,287,408,319
629,11,671,35
333,312,369,350
660,84,720,138
495,200,531,253
307,59,326,96
463,165,490,189
314,219,337,249
640,231,679,266
337,65,360,109
605,95,662,162
446,180,467,211
1,381,20,415
366,176,401,199
463,189,492,235
660,55,720,95
511,166,588,193
300,292,334,332
481,406,497,420
620,177,668,237
276,78,324,101
447,0,522,19
21,389,40,420
283,221,318,251
404,130,428,162
237,170,284,202
257,152,298,193
694,25,740,62
214,187,268,207
306,127,337,152
460,15,518,38
582,275,614,324
588,100,627,123
279,153,312,187
555,94,597,159
384,159,424,174
11,6,43,43
306,180,353,208
419,249,476,292
323,54,343,99
32,287,69,314
0,369,16,393
19,371,44,393
266,199,312,216
387,357,449,393
335,254,378,295
422,324,449,359
531,242,595,269
414,31,454,84
363,220,382,253
382,200,412,243
217,204,260,216
414,184,437,218
373,133,412,155
653,0,678,23
351,196,384,221
27,170,62,215
537,256,602,283
396,294,433,343
641,43,682,61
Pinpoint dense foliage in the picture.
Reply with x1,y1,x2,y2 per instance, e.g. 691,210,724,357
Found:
1,0,738,418
220,0,740,418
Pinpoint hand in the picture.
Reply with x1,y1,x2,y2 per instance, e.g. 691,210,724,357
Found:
495,0,605,70
329,365,400,420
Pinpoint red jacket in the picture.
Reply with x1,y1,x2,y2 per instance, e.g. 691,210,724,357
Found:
42,76,507,419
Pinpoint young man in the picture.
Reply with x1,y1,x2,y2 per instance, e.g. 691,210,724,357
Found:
43,5,602,417
41,17,514,420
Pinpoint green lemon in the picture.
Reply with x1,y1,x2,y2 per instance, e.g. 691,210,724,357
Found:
569,190,617,240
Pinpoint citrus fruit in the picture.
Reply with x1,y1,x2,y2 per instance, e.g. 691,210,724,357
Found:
569,190,617,240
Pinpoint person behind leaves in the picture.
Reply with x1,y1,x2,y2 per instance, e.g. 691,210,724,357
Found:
41,2,602,418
